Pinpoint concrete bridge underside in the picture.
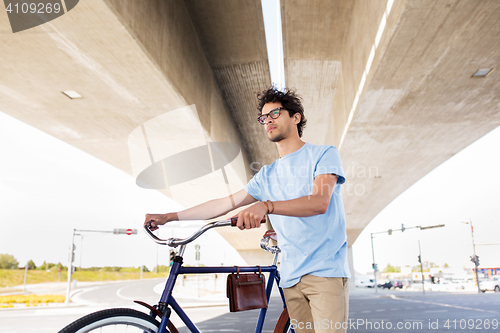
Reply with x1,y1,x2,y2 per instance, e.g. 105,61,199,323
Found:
1,0,499,266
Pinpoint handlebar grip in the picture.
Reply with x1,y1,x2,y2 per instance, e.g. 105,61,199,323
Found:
230,217,267,227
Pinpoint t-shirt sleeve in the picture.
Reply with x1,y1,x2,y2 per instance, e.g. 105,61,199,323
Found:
244,168,263,201
313,146,346,185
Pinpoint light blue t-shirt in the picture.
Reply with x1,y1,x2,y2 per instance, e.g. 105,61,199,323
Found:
244,142,351,288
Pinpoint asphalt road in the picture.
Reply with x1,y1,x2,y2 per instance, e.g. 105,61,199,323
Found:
175,289,500,333
347,289,500,333
1,282,499,333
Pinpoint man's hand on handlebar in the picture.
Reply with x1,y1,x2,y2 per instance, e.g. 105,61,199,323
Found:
144,213,176,231
233,202,268,230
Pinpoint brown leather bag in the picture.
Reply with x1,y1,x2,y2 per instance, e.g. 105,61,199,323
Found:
226,266,268,312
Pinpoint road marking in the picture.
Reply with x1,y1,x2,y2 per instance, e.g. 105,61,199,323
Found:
425,310,448,313
116,286,138,301
388,295,499,314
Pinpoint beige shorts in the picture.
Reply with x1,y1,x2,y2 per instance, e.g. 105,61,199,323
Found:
283,275,349,333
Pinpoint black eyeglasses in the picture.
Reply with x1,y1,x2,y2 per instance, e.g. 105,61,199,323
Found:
258,107,285,125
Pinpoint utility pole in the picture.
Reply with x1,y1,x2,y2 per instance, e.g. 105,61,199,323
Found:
79,235,84,271
65,229,76,304
418,241,425,294
469,219,481,294
371,233,378,293
461,220,481,293
370,223,444,295
23,260,28,292
65,228,138,303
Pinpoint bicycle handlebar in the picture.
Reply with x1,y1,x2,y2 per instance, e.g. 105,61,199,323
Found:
143,217,266,247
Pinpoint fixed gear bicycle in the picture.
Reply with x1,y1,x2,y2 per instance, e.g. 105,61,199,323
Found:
58,217,293,333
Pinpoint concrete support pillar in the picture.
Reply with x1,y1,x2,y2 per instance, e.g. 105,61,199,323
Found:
348,245,356,291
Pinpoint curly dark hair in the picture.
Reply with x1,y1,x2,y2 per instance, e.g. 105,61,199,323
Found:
257,86,307,137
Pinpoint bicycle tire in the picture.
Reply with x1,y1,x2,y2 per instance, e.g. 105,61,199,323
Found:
274,307,292,333
58,308,161,333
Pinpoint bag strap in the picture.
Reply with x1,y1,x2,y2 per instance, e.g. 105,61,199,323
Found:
233,266,263,275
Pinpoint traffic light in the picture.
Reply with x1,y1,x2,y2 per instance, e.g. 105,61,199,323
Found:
388,229,392,235
169,250,175,266
401,224,405,232
418,255,421,263
470,255,479,266
372,263,378,271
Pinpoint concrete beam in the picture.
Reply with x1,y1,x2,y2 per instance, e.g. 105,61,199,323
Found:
186,0,277,168
341,0,500,242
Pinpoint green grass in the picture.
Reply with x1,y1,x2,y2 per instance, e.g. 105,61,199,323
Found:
0,269,169,288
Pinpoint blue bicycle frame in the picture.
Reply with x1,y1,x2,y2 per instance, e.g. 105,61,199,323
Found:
155,259,287,333
142,219,290,333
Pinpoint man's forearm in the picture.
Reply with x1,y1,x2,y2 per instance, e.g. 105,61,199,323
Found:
176,196,235,221
271,195,329,217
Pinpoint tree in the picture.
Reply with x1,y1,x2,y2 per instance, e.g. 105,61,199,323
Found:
0,254,19,269
383,264,401,273
27,260,36,269
38,261,47,270
56,262,66,270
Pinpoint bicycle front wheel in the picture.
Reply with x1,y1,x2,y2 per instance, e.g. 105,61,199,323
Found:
58,308,160,333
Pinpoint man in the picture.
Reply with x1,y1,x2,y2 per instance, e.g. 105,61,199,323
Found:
145,87,350,333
